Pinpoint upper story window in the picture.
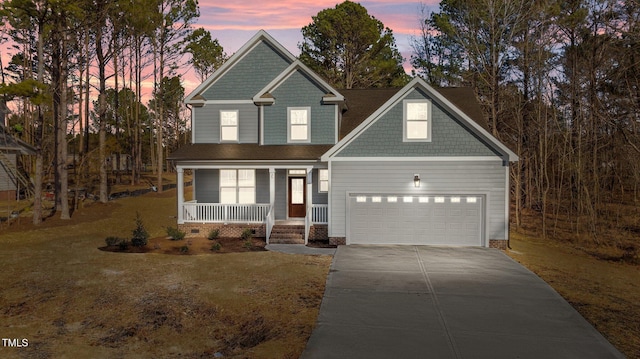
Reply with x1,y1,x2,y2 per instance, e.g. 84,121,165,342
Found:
220,110,239,142
220,169,255,204
288,107,311,143
404,100,431,142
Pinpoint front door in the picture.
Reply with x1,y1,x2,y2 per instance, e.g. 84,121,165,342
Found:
288,177,306,218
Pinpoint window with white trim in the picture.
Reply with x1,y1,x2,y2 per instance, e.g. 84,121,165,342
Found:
404,100,431,141
288,107,310,142
220,110,239,142
319,169,329,192
220,169,255,204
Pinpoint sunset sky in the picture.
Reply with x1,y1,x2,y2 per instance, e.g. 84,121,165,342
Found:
183,0,440,91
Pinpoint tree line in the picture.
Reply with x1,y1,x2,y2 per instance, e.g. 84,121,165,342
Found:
410,0,640,240
0,0,225,223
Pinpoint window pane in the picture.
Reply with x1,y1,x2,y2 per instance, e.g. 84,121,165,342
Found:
319,169,328,180
290,110,308,124
407,102,428,120
290,125,308,140
220,111,238,125
238,187,255,204
221,126,238,141
220,170,236,187
289,169,306,175
407,121,428,139
220,187,236,204
291,178,304,204
320,180,329,192
238,169,255,187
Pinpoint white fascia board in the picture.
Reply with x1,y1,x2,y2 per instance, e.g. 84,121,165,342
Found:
253,60,345,104
327,156,503,162
201,100,255,105
185,30,297,103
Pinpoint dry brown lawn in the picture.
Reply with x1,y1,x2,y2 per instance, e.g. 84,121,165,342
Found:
0,189,332,358
507,232,640,358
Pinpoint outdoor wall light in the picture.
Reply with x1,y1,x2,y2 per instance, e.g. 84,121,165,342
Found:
414,174,421,188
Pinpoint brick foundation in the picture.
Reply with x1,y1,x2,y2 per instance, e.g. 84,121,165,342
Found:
179,223,265,238
309,224,328,241
0,190,17,201
329,237,346,246
489,239,508,250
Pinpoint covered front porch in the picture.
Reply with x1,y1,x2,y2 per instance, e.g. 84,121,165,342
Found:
175,164,328,243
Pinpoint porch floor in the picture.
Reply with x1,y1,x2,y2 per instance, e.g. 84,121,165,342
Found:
275,219,305,225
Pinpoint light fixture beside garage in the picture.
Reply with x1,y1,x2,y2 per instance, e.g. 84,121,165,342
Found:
414,174,421,187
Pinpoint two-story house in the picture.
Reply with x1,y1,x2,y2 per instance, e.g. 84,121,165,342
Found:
168,30,518,248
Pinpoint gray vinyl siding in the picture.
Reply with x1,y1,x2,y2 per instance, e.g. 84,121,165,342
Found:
193,103,258,144
337,88,500,157
329,160,507,240
0,153,17,191
312,168,328,204
263,71,337,145
194,169,219,203
201,41,292,100
255,169,270,203
275,169,286,220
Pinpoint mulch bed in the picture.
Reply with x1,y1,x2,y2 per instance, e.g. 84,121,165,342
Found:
100,236,267,255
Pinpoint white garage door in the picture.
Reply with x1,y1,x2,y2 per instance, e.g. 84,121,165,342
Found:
348,194,484,246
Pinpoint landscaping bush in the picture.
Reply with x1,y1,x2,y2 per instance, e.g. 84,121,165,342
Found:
240,228,253,240
179,245,189,254
210,242,222,252
105,236,125,247
243,239,253,250
118,239,130,250
131,212,149,247
166,226,186,241
207,229,219,240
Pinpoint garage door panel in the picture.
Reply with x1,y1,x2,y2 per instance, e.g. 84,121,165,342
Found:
349,194,483,246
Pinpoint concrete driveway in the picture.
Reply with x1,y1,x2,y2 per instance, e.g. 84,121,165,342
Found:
302,245,623,359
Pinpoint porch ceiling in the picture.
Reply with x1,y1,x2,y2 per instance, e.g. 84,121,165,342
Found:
168,143,333,161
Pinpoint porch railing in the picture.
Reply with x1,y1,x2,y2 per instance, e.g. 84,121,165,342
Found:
311,204,328,224
182,202,270,223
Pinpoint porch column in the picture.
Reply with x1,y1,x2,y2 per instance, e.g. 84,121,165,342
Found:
306,167,313,213
269,168,275,209
177,167,184,224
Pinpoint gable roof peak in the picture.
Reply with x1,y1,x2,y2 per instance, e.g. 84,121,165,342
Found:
185,30,297,103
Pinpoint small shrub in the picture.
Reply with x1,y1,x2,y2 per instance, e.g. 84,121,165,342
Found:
210,242,222,252
166,226,186,241
179,245,189,254
118,239,130,250
240,228,253,240
243,239,253,250
131,212,149,247
207,229,219,240
105,236,124,247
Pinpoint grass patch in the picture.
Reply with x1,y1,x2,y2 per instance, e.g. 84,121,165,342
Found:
0,189,331,358
507,232,640,357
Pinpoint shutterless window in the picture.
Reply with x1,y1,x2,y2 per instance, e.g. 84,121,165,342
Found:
220,169,255,204
319,169,329,192
220,110,239,142
288,107,310,142
404,100,431,141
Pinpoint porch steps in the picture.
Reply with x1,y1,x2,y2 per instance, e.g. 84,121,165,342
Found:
269,225,305,244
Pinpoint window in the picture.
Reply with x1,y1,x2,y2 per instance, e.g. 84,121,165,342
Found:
220,110,239,142
319,169,329,192
220,169,255,204
404,100,431,141
288,107,310,142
